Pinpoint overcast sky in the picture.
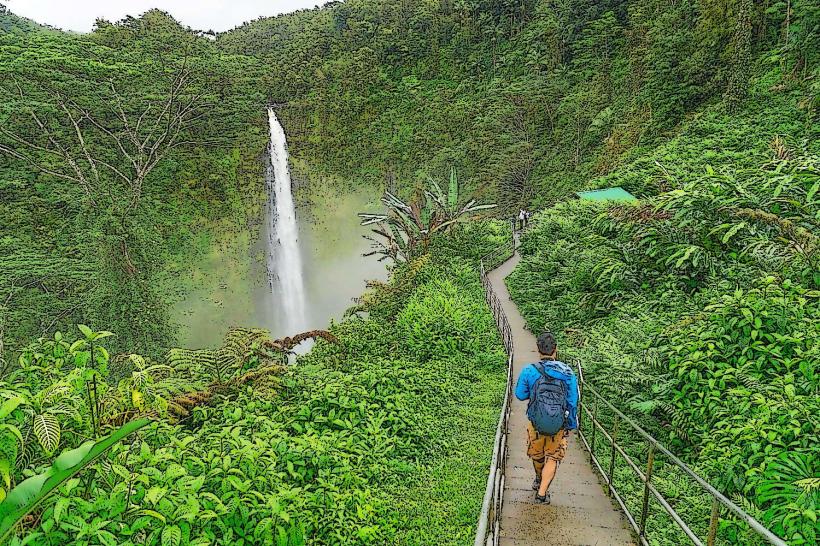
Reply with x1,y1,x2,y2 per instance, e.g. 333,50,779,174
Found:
5,0,324,33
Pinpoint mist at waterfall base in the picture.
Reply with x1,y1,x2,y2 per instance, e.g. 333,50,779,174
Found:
171,115,387,351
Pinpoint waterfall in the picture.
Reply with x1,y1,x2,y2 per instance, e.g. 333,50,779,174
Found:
266,108,308,333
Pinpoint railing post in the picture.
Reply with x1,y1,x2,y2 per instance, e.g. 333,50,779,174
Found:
575,359,583,436
707,497,720,546
577,399,583,435
639,443,656,537
590,398,598,464
608,416,620,493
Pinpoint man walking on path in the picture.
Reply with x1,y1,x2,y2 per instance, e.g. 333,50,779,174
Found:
514,332,578,504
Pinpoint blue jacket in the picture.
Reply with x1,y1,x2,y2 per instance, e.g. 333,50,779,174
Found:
515,360,579,430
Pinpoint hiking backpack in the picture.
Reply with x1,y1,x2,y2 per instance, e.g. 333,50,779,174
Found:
526,363,568,436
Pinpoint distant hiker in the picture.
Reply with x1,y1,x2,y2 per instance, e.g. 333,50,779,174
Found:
514,332,578,504
525,209,532,226
518,209,526,230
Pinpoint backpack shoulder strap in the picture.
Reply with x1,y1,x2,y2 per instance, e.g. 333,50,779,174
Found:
533,363,551,381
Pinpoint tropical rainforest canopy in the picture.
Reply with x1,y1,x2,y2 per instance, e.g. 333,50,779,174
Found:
0,0,817,544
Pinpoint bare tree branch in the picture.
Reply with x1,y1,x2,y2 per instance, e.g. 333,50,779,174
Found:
0,57,210,216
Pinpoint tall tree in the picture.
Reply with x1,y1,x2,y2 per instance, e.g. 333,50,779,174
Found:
0,35,214,354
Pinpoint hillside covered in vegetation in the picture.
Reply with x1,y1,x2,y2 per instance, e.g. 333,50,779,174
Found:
220,0,818,207
0,7,269,358
0,0,817,544
508,78,818,543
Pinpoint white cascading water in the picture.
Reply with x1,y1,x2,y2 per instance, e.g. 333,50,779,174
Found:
266,108,308,333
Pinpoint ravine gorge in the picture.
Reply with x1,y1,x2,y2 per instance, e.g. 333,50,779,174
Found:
0,1,817,545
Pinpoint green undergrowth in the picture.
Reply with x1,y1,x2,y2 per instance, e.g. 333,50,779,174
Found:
6,223,507,545
507,74,818,545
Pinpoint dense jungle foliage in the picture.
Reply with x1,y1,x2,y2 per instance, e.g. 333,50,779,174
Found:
0,221,509,545
2,0,817,366
220,0,818,208
0,0,818,544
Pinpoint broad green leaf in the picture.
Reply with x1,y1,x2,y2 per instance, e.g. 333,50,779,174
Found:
161,524,181,546
53,497,69,523
98,530,117,546
32,414,60,455
805,180,818,203
145,486,167,505
448,166,458,210
131,509,166,524
0,398,24,420
0,418,150,542
77,325,93,340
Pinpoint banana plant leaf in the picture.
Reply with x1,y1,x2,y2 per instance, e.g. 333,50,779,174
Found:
381,191,412,213
447,166,458,211
358,212,387,226
0,418,150,542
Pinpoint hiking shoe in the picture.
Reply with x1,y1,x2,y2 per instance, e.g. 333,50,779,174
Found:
531,478,541,491
535,493,551,505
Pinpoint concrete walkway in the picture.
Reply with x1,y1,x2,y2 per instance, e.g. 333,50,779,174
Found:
487,251,635,546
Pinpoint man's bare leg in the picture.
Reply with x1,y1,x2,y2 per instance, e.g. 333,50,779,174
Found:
537,459,558,497
532,458,545,480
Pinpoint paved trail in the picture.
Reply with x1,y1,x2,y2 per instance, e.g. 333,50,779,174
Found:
487,251,636,546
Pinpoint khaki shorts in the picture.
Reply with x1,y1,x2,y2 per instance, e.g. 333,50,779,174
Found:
526,422,568,462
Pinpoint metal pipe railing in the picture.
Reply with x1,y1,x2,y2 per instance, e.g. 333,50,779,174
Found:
474,221,538,545
474,237,515,546
575,361,787,546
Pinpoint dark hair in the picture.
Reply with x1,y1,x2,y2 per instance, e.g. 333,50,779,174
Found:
537,332,557,355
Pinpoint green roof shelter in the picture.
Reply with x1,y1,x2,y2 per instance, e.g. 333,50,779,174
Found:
576,187,637,202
